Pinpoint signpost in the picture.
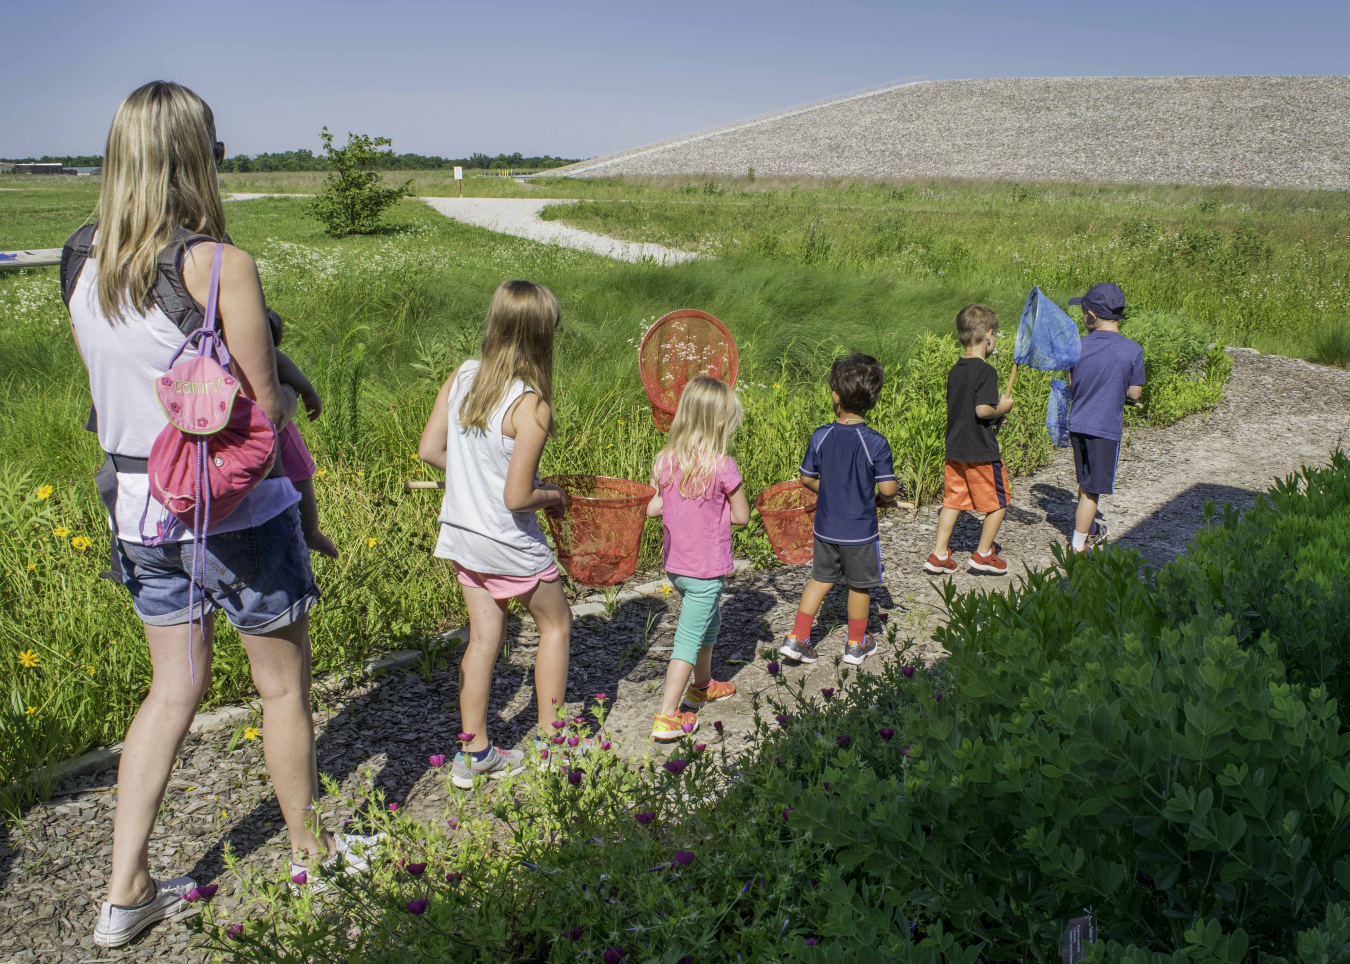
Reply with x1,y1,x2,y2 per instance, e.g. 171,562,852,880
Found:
454,166,463,197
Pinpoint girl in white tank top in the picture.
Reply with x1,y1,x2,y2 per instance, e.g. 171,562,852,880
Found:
417,280,574,788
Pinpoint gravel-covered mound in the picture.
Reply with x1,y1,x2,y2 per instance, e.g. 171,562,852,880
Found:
556,76,1350,191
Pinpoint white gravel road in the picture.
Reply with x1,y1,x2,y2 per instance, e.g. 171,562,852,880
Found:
419,197,696,264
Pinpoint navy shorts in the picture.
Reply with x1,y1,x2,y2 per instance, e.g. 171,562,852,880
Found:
1070,432,1120,496
811,538,884,590
118,505,320,633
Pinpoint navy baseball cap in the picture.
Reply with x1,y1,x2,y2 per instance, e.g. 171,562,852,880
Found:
1069,283,1125,320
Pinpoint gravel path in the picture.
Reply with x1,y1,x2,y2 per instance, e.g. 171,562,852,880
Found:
3,348,1346,961
556,76,1350,191
419,198,697,264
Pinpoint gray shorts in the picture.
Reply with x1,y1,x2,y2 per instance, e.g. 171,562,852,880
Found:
811,538,883,589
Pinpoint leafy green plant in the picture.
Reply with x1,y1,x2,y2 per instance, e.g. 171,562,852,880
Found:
310,128,413,237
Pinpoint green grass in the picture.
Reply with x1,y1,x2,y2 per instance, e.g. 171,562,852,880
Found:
542,175,1350,361
0,179,1228,796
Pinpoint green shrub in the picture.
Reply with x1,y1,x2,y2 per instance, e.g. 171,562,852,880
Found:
1125,312,1232,426
310,128,413,236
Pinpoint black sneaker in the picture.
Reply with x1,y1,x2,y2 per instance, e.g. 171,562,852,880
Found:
778,635,818,664
841,634,879,666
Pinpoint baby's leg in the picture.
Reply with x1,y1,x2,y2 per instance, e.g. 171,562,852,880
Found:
294,478,337,558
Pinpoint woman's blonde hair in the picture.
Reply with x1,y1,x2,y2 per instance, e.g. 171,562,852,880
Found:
94,81,227,320
654,376,743,500
460,280,560,432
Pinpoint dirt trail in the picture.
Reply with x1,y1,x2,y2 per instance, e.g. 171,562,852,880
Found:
3,348,1347,961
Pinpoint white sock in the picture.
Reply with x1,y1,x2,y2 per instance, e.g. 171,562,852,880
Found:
1072,530,1088,551
934,548,950,559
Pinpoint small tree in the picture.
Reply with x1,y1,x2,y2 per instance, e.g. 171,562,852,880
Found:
310,128,412,237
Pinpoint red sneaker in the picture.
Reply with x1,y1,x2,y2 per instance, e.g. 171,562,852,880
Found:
968,548,1008,574
924,551,959,575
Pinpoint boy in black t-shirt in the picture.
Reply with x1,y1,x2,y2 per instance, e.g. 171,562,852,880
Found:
925,304,1015,576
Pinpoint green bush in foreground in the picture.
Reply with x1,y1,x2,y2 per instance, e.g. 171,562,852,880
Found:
193,456,1350,962
310,129,413,236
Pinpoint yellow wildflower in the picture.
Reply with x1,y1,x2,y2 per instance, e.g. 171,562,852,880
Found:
658,584,673,595
366,537,378,548
36,484,53,500
243,726,260,741
315,469,327,478
71,536,92,551
773,383,781,389
26,563,35,571
87,665,96,675
409,453,419,459
53,526,71,538
25,705,38,716
19,650,39,669
220,809,228,819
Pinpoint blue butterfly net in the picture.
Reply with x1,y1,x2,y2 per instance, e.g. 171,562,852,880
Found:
1015,286,1081,371
1047,379,1072,448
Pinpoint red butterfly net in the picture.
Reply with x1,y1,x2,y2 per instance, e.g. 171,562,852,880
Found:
754,480,817,565
639,309,739,431
543,475,656,587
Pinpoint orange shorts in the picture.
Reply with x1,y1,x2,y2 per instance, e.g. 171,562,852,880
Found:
943,460,1010,514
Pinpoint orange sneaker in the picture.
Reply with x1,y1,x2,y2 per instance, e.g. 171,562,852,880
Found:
969,548,1008,574
681,679,736,711
652,711,699,742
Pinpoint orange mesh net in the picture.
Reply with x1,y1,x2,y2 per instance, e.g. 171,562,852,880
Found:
754,480,817,565
639,309,739,431
543,475,655,587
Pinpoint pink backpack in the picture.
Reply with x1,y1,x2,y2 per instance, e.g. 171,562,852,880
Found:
145,243,277,677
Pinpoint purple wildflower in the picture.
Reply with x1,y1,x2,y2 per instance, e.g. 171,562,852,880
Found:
595,692,608,701
782,807,795,822
428,754,446,768
775,714,788,726
901,666,915,679
713,720,724,733
678,957,693,964
568,769,583,786
445,871,463,884
935,693,945,702
569,924,583,941
573,716,586,724
603,947,625,964
406,898,428,915
447,819,459,830
664,759,688,775
821,687,834,700
226,923,244,939
567,736,580,747
291,870,307,886
671,850,696,866
388,802,399,812
835,734,852,748
879,612,889,623
552,735,565,745
766,661,780,675
806,937,819,946
635,812,655,825
879,727,894,740
551,719,566,730
681,721,695,733
601,740,612,751
405,862,426,877
457,732,475,743
540,748,550,760
693,743,706,753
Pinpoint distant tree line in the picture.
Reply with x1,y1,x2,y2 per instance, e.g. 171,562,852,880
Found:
0,155,104,167
216,150,578,173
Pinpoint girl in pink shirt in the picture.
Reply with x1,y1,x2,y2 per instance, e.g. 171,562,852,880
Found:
645,376,750,741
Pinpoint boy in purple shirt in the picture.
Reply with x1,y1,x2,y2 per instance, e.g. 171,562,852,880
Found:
1066,283,1145,552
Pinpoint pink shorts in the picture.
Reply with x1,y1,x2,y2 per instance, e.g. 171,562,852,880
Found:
278,422,317,483
454,562,561,600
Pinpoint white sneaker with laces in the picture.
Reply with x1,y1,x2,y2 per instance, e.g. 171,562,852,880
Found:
289,832,386,894
93,875,196,948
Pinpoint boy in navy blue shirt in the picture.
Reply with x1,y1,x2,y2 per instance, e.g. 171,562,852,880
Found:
779,354,898,666
1067,282,1145,552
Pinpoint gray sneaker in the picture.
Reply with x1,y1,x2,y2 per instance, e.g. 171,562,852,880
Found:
451,746,526,789
779,635,818,664
93,875,196,948
842,633,879,666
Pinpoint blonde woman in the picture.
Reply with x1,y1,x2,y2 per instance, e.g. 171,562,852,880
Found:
66,82,375,948
644,376,750,741
418,280,573,789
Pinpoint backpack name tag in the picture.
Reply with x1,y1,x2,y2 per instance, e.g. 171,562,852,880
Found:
156,356,240,434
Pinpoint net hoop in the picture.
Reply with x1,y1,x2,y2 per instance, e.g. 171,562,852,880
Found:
638,309,740,431
753,479,817,565
542,475,656,587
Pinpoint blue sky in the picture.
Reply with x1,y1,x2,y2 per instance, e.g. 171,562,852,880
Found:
2,0,1346,160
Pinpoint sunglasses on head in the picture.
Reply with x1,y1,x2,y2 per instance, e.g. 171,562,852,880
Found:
214,141,225,164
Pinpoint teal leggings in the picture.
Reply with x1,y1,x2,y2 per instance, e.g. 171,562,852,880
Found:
669,574,724,664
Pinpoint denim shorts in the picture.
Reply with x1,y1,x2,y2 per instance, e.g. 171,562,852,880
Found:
118,505,320,633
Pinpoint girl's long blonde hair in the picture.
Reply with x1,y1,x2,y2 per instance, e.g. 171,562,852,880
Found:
460,280,560,432
94,81,228,321
654,376,743,499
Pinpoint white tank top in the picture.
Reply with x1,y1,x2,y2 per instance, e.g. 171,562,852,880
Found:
68,255,299,544
433,360,555,575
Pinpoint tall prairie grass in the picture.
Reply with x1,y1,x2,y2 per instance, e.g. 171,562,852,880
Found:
0,184,1226,795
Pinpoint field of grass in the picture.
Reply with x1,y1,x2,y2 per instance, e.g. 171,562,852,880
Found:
0,177,1228,796
542,175,1350,364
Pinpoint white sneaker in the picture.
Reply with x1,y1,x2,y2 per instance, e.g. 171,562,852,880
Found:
93,875,196,948
289,832,386,894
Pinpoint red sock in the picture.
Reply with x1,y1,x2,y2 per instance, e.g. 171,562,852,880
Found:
847,618,867,643
792,611,814,641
